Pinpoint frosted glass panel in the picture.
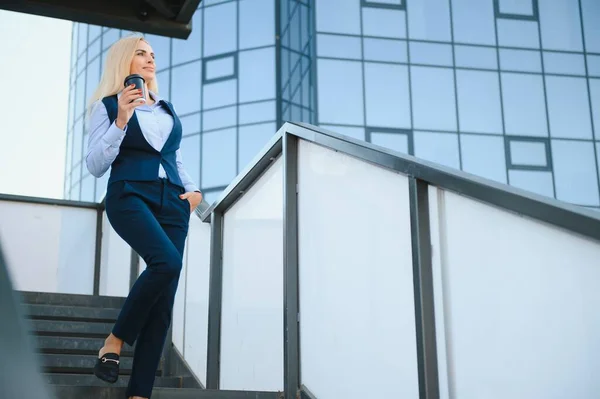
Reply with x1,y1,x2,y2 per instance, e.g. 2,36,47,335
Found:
184,217,212,385
429,189,600,399
100,213,131,297
172,224,190,354
0,201,96,294
297,140,419,399
220,157,284,391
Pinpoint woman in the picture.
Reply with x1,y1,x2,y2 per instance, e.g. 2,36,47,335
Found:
85,34,203,399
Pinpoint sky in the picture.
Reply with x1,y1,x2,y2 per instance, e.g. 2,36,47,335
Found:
0,10,72,200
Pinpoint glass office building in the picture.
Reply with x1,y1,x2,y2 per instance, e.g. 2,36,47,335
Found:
65,0,600,209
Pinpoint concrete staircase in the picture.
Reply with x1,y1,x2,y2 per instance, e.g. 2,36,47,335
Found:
19,291,210,399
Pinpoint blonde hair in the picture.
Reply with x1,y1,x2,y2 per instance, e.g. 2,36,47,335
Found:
88,34,159,112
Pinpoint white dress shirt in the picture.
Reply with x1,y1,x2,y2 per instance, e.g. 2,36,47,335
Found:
85,91,199,193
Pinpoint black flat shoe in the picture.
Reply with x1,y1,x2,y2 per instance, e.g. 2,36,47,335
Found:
93,353,120,383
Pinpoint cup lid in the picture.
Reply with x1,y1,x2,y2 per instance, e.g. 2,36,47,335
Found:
124,74,145,85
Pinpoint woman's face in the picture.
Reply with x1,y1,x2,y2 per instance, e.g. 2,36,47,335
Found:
130,40,155,83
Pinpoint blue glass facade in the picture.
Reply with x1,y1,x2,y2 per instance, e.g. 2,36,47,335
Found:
65,0,600,208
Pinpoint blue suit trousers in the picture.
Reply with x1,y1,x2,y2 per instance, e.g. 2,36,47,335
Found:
105,179,190,398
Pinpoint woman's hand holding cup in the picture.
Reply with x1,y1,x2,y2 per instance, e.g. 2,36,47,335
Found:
115,84,144,130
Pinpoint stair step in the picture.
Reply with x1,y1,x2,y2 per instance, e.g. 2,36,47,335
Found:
32,319,113,338
18,291,126,309
50,386,282,399
35,336,134,356
24,304,120,322
44,373,183,388
40,354,161,375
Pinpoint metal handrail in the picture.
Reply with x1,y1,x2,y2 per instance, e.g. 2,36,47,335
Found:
200,121,600,242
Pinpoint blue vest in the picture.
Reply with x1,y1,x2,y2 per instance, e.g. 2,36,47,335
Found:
101,95,184,188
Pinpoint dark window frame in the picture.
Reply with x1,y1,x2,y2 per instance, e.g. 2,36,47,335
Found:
505,135,553,171
202,52,238,84
494,0,539,21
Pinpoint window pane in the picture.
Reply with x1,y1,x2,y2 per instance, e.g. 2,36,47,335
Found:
202,128,237,187
546,76,592,139
319,125,365,141
370,132,410,154
204,2,237,57
499,0,534,16
581,0,600,53
171,61,202,115
302,75,311,109
203,106,236,131
363,38,407,63
590,79,600,140
451,0,496,45
289,2,301,52
365,63,411,128
180,113,201,136
240,0,275,49
501,73,547,136
203,79,237,109
316,0,361,35
411,66,457,131
66,132,73,172
75,74,86,120
509,141,548,167
500,49,541,73
552,140,599,205
543,52,586,76
77,54,87,75
317,34,362,60
238,122,277,170
73,119,83,165
81,174,95,202
456,70,503,134
102,29,120,50
414,131,460,169
239,48,275,103
317,59,364,125
239,101,275,124
292,105,302,121
68,87,75,128
460,135,507,183
180,134,201,188
78,23,87,56
173,11,202,65
362,8,406,39
203,189,223,205
301,3,311,50
89,25,101,41
497,19,540,49
409,42,452,66
205,55,236,81
88,38,101,60
86,57,101,103
539,0,583,51
407,0,451,42
588,55,600,78
72,180,81,201
454,45,497,70
508,171,554,198
156,70,170,100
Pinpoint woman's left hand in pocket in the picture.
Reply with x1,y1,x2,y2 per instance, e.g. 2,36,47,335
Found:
179,191,203,213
